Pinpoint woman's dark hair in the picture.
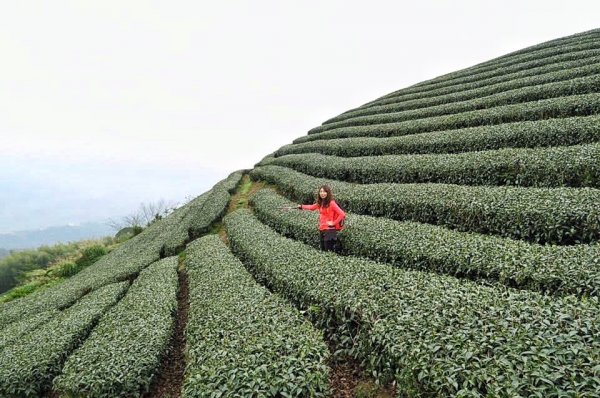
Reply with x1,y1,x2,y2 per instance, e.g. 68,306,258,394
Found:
316,185,333,208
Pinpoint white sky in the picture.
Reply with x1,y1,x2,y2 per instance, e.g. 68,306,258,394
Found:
1,0,599,232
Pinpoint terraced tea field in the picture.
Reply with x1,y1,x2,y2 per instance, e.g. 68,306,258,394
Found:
1,28,599,397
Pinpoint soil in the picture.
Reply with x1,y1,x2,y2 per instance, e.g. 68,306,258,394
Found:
144,268,189,398
328,351,396,398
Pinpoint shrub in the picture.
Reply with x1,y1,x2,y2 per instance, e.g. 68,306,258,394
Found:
324,58,600,124
0,282,128,397
250,188,600,297
277,115,600,158
223,209,600,397
54,258,178,398
310,73,600,134
251,165,600,245
267,143,600,187
294,93,600,144
182,235,329,397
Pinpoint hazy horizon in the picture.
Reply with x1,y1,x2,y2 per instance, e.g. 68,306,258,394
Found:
1,0,599,233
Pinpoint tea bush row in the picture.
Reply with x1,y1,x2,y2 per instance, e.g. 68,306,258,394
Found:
267,143,600,187
54,257,178,398
250,188,600,297
0,282,128,397
387,33,600,96
0,228,161,328
311,72,600,134
325,57,600,124
182,235,329,397
223,210,600,398
250,165,600,244
0,310,58,350
295,92,600,144
364,37,600,106
0,172,230,328
277,115,600,158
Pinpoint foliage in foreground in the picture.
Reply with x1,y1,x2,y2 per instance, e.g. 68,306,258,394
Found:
183,235,329,397
54,257,178,398
0,282,128,397
224,209,600,398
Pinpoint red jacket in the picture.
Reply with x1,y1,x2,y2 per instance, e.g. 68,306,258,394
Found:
301,200,346,231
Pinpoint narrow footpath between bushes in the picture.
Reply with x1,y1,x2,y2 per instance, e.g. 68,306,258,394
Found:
145,254,189,398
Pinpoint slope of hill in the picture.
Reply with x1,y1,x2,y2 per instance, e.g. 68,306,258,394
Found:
1,29,599,397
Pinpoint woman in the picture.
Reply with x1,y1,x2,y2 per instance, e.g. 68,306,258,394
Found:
297,185,346,252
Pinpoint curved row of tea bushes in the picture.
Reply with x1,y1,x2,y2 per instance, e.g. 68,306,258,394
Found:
182,235,329,397
161,170,241,257
223,210,600,398
163,170,244,256
0,231,161,328
0,282,128,397
0,176,224,328
0,310,58,351
54,257,178,398
392,34,600,93
266,143,600,188
310,72,600,134
353,45,600,115
249,189,600,297
325,58,600,124
277,115,600,158
250,165,600,245
188,170,243,238
295,92,600,144
365,37,600,105
492,28,599,59
159,191,210,257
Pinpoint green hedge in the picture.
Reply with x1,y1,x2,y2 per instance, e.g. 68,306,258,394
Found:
250,189,600,297
0,310,59,350
188,170,243,237
223,209,600,397
325,59,600,125
266,143,600,188
161,170,243,257
295,92,600,144
364,38,600,107
159,191,211,257
0,234,160,328
0,172,236,329
0,282,128,397
182,235,329,397
311,70,600,134
278,115,600,158
250,165,600,245
308,63,600,134
54,257,178,398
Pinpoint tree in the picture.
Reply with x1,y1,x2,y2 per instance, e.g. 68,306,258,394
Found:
106,199,178,231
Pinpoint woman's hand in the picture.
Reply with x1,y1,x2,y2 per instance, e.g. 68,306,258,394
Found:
297,204,302,209
327,221,334,227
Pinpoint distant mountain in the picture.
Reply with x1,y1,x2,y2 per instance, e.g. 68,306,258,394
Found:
0,222,114,250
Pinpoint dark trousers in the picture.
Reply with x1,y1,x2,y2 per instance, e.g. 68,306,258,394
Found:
319,230,339,252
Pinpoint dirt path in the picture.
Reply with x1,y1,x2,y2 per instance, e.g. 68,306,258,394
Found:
144,265,189,398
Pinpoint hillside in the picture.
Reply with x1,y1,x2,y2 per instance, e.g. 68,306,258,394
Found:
1,28,599,398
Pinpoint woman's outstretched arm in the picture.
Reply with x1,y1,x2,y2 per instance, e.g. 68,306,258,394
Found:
299,203,319,211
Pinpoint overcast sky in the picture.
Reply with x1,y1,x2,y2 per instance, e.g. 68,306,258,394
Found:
1,0,599,233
